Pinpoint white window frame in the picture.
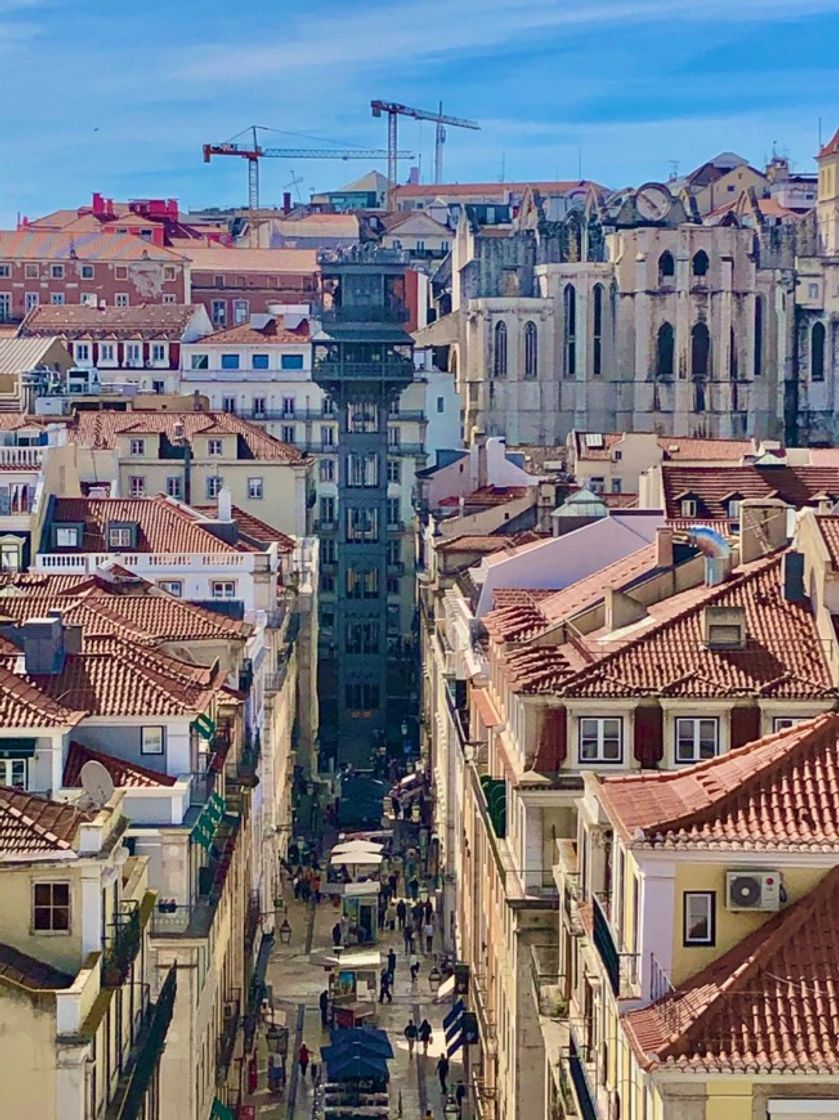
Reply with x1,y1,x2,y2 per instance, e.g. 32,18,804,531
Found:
191,353,209,370
129,438,145,456
281,425,296,445
98,342,115,365
0,757,27,789
24,292,39,312
50,264,65,279
162,293,176,305
125,343,142,367
0,540,22,571
73,342,91,365
115,292,130,308
165,476,182,499
163,266,177,281
578,716,623,763
80,264,94,280
32,881,71,934
50,292,65,306
773,716,812,732
108,527,133,548
252,397,267,418
0,263,11,279
141,726,164,755
128,476,145,497
248,477,264,500
24,263,38,279
150,343,168,365
211,580,237,600
683,891,715,946
208,438,224,456
675,716,718,763
206,476,223,498
158,579,183,597
680,498,697,517
55,526,79,547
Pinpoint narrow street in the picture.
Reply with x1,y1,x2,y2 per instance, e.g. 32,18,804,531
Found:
243,884,465,1119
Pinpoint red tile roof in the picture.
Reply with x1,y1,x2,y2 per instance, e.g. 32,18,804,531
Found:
624,865,839,1073
436,532,541,554
504,645,577,694
439,486,529,509
556,553,834,700
661,464,839,518
598,714,839,849
206,317,310,345
194,505,294,552
819,125,839,158
63,741,176,789
0,664,85,729
814,515,839,569
0,230,185,262
20,303,205,341
0,942,74,990
184,246,317,274
573,432,755,464
0,787,92,852
72,409,303,463
48,496,262,554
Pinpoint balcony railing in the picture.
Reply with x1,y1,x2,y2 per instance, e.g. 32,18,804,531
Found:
313,359,415,382
318,303,409,324
567,1036,597,1120
152,815,240,939
0,446,42,468
263,666,288,694
234,733,261,785
216,990,242,1085
102,906,142,988
105,966,177,1120
244,891,261,959
592,894,639,998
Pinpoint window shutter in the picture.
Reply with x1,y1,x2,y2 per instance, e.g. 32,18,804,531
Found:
634,704,663,767
730,704,761,750
534,706,567,773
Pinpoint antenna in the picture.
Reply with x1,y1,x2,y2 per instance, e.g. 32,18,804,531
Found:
79,759,115,808
668,159,680,181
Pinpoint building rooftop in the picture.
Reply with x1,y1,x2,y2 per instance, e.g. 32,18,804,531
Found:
393,180,598,199
0,229,186,262
661,464,839,519
572,431,756,463
0,337,67,375
194,505,294,552
205,317,310,345
19,303,205,340
0,941,74,991
624,864,839,1073
0,786,92,853
64,741,176,789
0,663,85,729
183,245,317,274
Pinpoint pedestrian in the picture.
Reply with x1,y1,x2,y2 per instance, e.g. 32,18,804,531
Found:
396,898,407,930
309,1060,318,1084
387,899,397,930
319,988,329,1027
298,1042,310,1080
437,1054,450,1094
378,967,393,1003
424,898,433,922
391,794,401,819
404,1017,418,1057
389,871,399,896
332,921,342,948
410,952,421,984
455,1080,466,1115
300,875,311,904
419,1018,432,1055
409,876,420,901
403,923,414,953
387,947,397,978
292,871,301,900
312,873,322,903
424,919,434,955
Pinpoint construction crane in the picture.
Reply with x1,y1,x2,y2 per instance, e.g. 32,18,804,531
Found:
202,125,413,210
371,100,480,205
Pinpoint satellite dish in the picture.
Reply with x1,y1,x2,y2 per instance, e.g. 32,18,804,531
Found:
79,760,115,807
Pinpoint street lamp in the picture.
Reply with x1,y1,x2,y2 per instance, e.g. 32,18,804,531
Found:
279,918,292,945
428,963,441,994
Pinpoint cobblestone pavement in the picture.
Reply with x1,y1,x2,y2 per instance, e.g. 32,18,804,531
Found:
243,886,465,1120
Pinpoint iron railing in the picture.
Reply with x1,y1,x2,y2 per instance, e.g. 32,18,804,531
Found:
318,303,409,324
102,906,142,987
105,966,177,1120
216,990,242,1085
592,894,639,998
568,1036,597,1120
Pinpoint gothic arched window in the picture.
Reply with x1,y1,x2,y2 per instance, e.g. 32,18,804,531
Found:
658,251,675,283
812,321,826,382
493,321,507,379
592,285,604,377
754,296,764,376
563,285,576,377
656,322,674,379
692,250,709,277
523,321,538,379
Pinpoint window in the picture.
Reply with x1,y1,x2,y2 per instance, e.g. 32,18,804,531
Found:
99,342,115,363
55,526,79,547
50,264,64,279
321,538,336,564
50,292,65,306
387,459,401,483
675,717,718,763
141,727,164,756
252,354,270,370
206,476,223,498
322,397,336,416
125,343,141,366
80,292,97,308
683,892,715,946
108,526,133,548
191,353,209,370
319,496,336,524
588,476,605,494
281,354,304,370
680,498,697,516
389,399,400,417
281,396,296,416
81,265,94,279
252,397,266,417
33,882,70,932
579,717,622,763
656,322,674,379
115,292,129,308
808,283,819,300
211,300,226,326
345,682,380,710
387,427,400,449
345,621,381,654
163,266,177,281
320,426,335,448
523,321,538,379
319,458,335,483
493,322,507,378
592,285,603,377
0,758,27,789
166,476,183,499
211,580,237,600
773,716,811,732
692,250,709,277
729,326,738,381
152,379,165,394
233,299,249,324
159,580,183,597
208,439,224,456
387,497,400,526
754,296,763,376
222,396,236,414
213,274,225,287
658,251,675,282
128,476,145,497
151,343,167,364
436,395,445,413
564,284,576,377
24,292,39,312
348,452,378,488
812,322,826,382
415,240,426,253
346,506,379,542
129,438,145,455
115,266,128,280
74,342,91,364
248,477,263,499
221,354,240,370
611,479,622,494
321,574,335,593
0,541,21,571
387,576,400,595
24,264,38,279
281,425,296,444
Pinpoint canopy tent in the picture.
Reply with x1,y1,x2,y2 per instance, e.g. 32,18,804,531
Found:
331,839,384,856
323,1050,390,1082
330,850,383,867
323,1028,394,1060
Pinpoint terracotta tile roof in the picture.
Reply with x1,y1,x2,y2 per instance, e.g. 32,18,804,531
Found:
491,588,555,609
19,303,204,341
661,464,839,518
63,741,176,789
557,553,834,700
194,504,294,552
0,230,185,262
0,787,92,852
598,714,839,850
814,515,839,569
573,432,755,463
184,246,317,274
504,645,577,694
0,571,107,596
624,865,839,1073
439,486,529,509
0,664,85,728
0,414,48,432
206,317,310,345
436,532,541,554
819,125,839,158
71,409,303,463
48,496,262,554
0,942,74,990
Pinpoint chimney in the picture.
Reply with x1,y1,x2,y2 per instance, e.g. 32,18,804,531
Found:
604,588,647,632
217,486,233,523
704,555,729,587
47,609,82,653
475,431,488,491
283,192,292,213
21,616,73,675
703,605,747,649
781,550,806,603
740,498,790,562
655,526,673,569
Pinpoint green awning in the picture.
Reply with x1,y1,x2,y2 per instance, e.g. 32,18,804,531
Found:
210,1100,234,1120
0,738,36,759
191,713,216,741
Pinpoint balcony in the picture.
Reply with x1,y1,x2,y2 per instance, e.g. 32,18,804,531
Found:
592,893,639,998
313,359,415,384
151,814,240,939
0,446,42,468
244,891,261,959
318,303,409,324
216,990,242,1085
567,1035,597,1120
562,873,584,937
263,666,288,694
105,966,177,1120
102,905,142,988
233,732,261,786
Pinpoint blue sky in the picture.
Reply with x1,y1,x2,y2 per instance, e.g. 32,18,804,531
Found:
2,0,839,225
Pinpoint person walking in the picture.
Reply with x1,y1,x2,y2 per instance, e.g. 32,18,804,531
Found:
331,921,342,948
396,898,407,931
404,1017,418,1057
403,923,414,954
455,1080,467,1116
424,918,434,955
409,876,420,901
387,947,397,979
319,988,329,1027
410,952,421,985
437,1054,450,1094
419,1018,432,1056
387,899,397,930
298,1042,310,1081
423,898,433,922
378,967,393,1003
312,873,322,904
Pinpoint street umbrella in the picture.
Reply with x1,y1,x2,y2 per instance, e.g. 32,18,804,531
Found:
325,1028,394,1059
323,1049,390,1083
332,839,385,855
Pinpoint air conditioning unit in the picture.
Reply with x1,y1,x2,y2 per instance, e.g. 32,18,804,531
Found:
725,870,781,911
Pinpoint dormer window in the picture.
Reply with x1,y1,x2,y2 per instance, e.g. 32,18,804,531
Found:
54,525,79,548
704,605,747,650
108,524,136,549
727,499,741,519
681,498,697,517
208,439,224,456
129,439,145,456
